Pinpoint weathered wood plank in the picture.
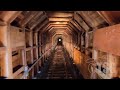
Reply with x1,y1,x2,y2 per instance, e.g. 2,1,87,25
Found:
74,12,90,31
49,17,71,22
27,12,44,29
19,11,38,28
47,12,73,17
0,25,13,78
93,24,120,56
0,11,22,24
13,66,24,78
26,47,32,51
30,15,45,29
10,26,25,48
36,19,49,32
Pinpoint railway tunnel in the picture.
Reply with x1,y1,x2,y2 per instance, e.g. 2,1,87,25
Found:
0,11,120,79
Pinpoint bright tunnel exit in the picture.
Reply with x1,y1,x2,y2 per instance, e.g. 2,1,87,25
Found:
57,38,63,46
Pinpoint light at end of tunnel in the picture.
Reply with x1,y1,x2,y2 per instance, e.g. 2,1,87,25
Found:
59,38,61,41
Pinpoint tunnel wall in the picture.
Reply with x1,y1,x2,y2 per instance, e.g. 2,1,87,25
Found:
0,24,54,79
93,24,120,79
94,24,120,56
69,31,92,79
73,47,91,79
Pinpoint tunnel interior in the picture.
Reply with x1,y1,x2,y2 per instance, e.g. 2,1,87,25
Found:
0,11,120,79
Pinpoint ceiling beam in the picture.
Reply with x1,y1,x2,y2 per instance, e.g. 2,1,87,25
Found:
76,12,93,30
70,19,82,31
35,19,49,32
67,24,77,33
50,24,68,27
0,11,22,24
49,17,72,22
33,17,48,31
40,24,52,34
68,22,79,33
51,25,67,27
48,27,72,34
46,26,72,36
50,30,70,36
66,27,72,33
74,19,86,32
30,14,47,30
49,24,68,26
49,30,70,37
49,21,68,25
40,23,51,33
76,11,108,29
49,28,67,33
72,19,84,31
48,27,67,32
67,26,77,36
27,11,44,29
97,11,115,25
47,12,73,18
76,11,94,28
19,11,38,28
74,12,90,31
67,25,80,38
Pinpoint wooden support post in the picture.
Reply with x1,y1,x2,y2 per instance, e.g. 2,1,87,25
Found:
81,32,85,53
0,25,13,79
21,28,28,79
71,36,74,59
85,31,89,55
39,33,42,57
42,46,45,63
41,34,44,66
35,33,38,59
36,32,39,72
108,54,119,78
92,49,98,79
30,30,33,63
22,49,27,79
30,30,34,78
39,35,42,67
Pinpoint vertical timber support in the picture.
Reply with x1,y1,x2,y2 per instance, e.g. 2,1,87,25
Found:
22,28,27,79
36,32,39,73
0,25,13,79
85,31,88,55
92,49,98,79
108,54,120,78
30,30,34,78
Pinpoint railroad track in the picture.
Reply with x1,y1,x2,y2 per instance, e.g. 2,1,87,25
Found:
46,45,73,79
36,45,83,79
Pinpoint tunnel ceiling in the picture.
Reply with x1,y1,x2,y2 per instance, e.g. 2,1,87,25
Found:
1,11,120,35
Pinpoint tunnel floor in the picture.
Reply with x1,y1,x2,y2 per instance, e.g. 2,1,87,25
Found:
35,45,84,79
